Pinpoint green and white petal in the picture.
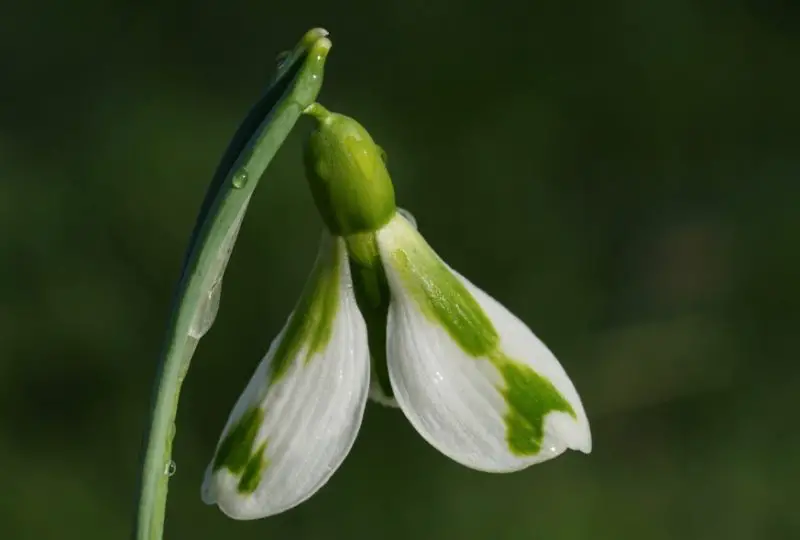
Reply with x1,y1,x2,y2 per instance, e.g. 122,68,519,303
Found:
376,213,591,472
202,233,370,519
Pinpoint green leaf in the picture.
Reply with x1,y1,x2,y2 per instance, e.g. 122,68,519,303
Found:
133,28,332,540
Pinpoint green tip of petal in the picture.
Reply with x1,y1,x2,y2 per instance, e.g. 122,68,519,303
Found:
237,443,268,494
212,406,264,475
493,353,576,456
210,407,270,495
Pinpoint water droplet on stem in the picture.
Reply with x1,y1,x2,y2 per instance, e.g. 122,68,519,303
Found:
232,170,248,189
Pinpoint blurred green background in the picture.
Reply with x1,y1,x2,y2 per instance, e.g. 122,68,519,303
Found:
2,1,799,539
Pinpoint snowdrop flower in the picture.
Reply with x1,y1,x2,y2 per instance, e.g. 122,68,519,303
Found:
202,104,591,520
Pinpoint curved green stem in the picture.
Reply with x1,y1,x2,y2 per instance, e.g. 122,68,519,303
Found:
132,29,332,540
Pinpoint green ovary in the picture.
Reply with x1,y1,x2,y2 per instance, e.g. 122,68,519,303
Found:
303,104,397,235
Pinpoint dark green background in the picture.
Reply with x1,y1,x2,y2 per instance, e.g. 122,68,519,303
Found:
2,1,798,539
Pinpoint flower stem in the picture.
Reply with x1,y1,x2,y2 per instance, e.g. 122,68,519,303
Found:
132,29,332,540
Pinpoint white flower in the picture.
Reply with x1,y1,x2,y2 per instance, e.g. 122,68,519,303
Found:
201,107,591,520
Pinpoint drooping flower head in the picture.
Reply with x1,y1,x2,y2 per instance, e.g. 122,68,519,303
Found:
201,104,591,520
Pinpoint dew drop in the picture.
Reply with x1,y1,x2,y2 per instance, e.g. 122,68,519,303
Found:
232,170,249,189
165,460,177,477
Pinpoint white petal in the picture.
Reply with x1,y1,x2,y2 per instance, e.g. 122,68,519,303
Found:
202,234,370,519
376,214,590,472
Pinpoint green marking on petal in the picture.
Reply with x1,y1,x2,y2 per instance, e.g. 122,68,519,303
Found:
210,236,342,492
270,235,342,383
237,442,268,493
387,221,498,357
492,352,576,456
212,406,263,474
385,216,577,456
